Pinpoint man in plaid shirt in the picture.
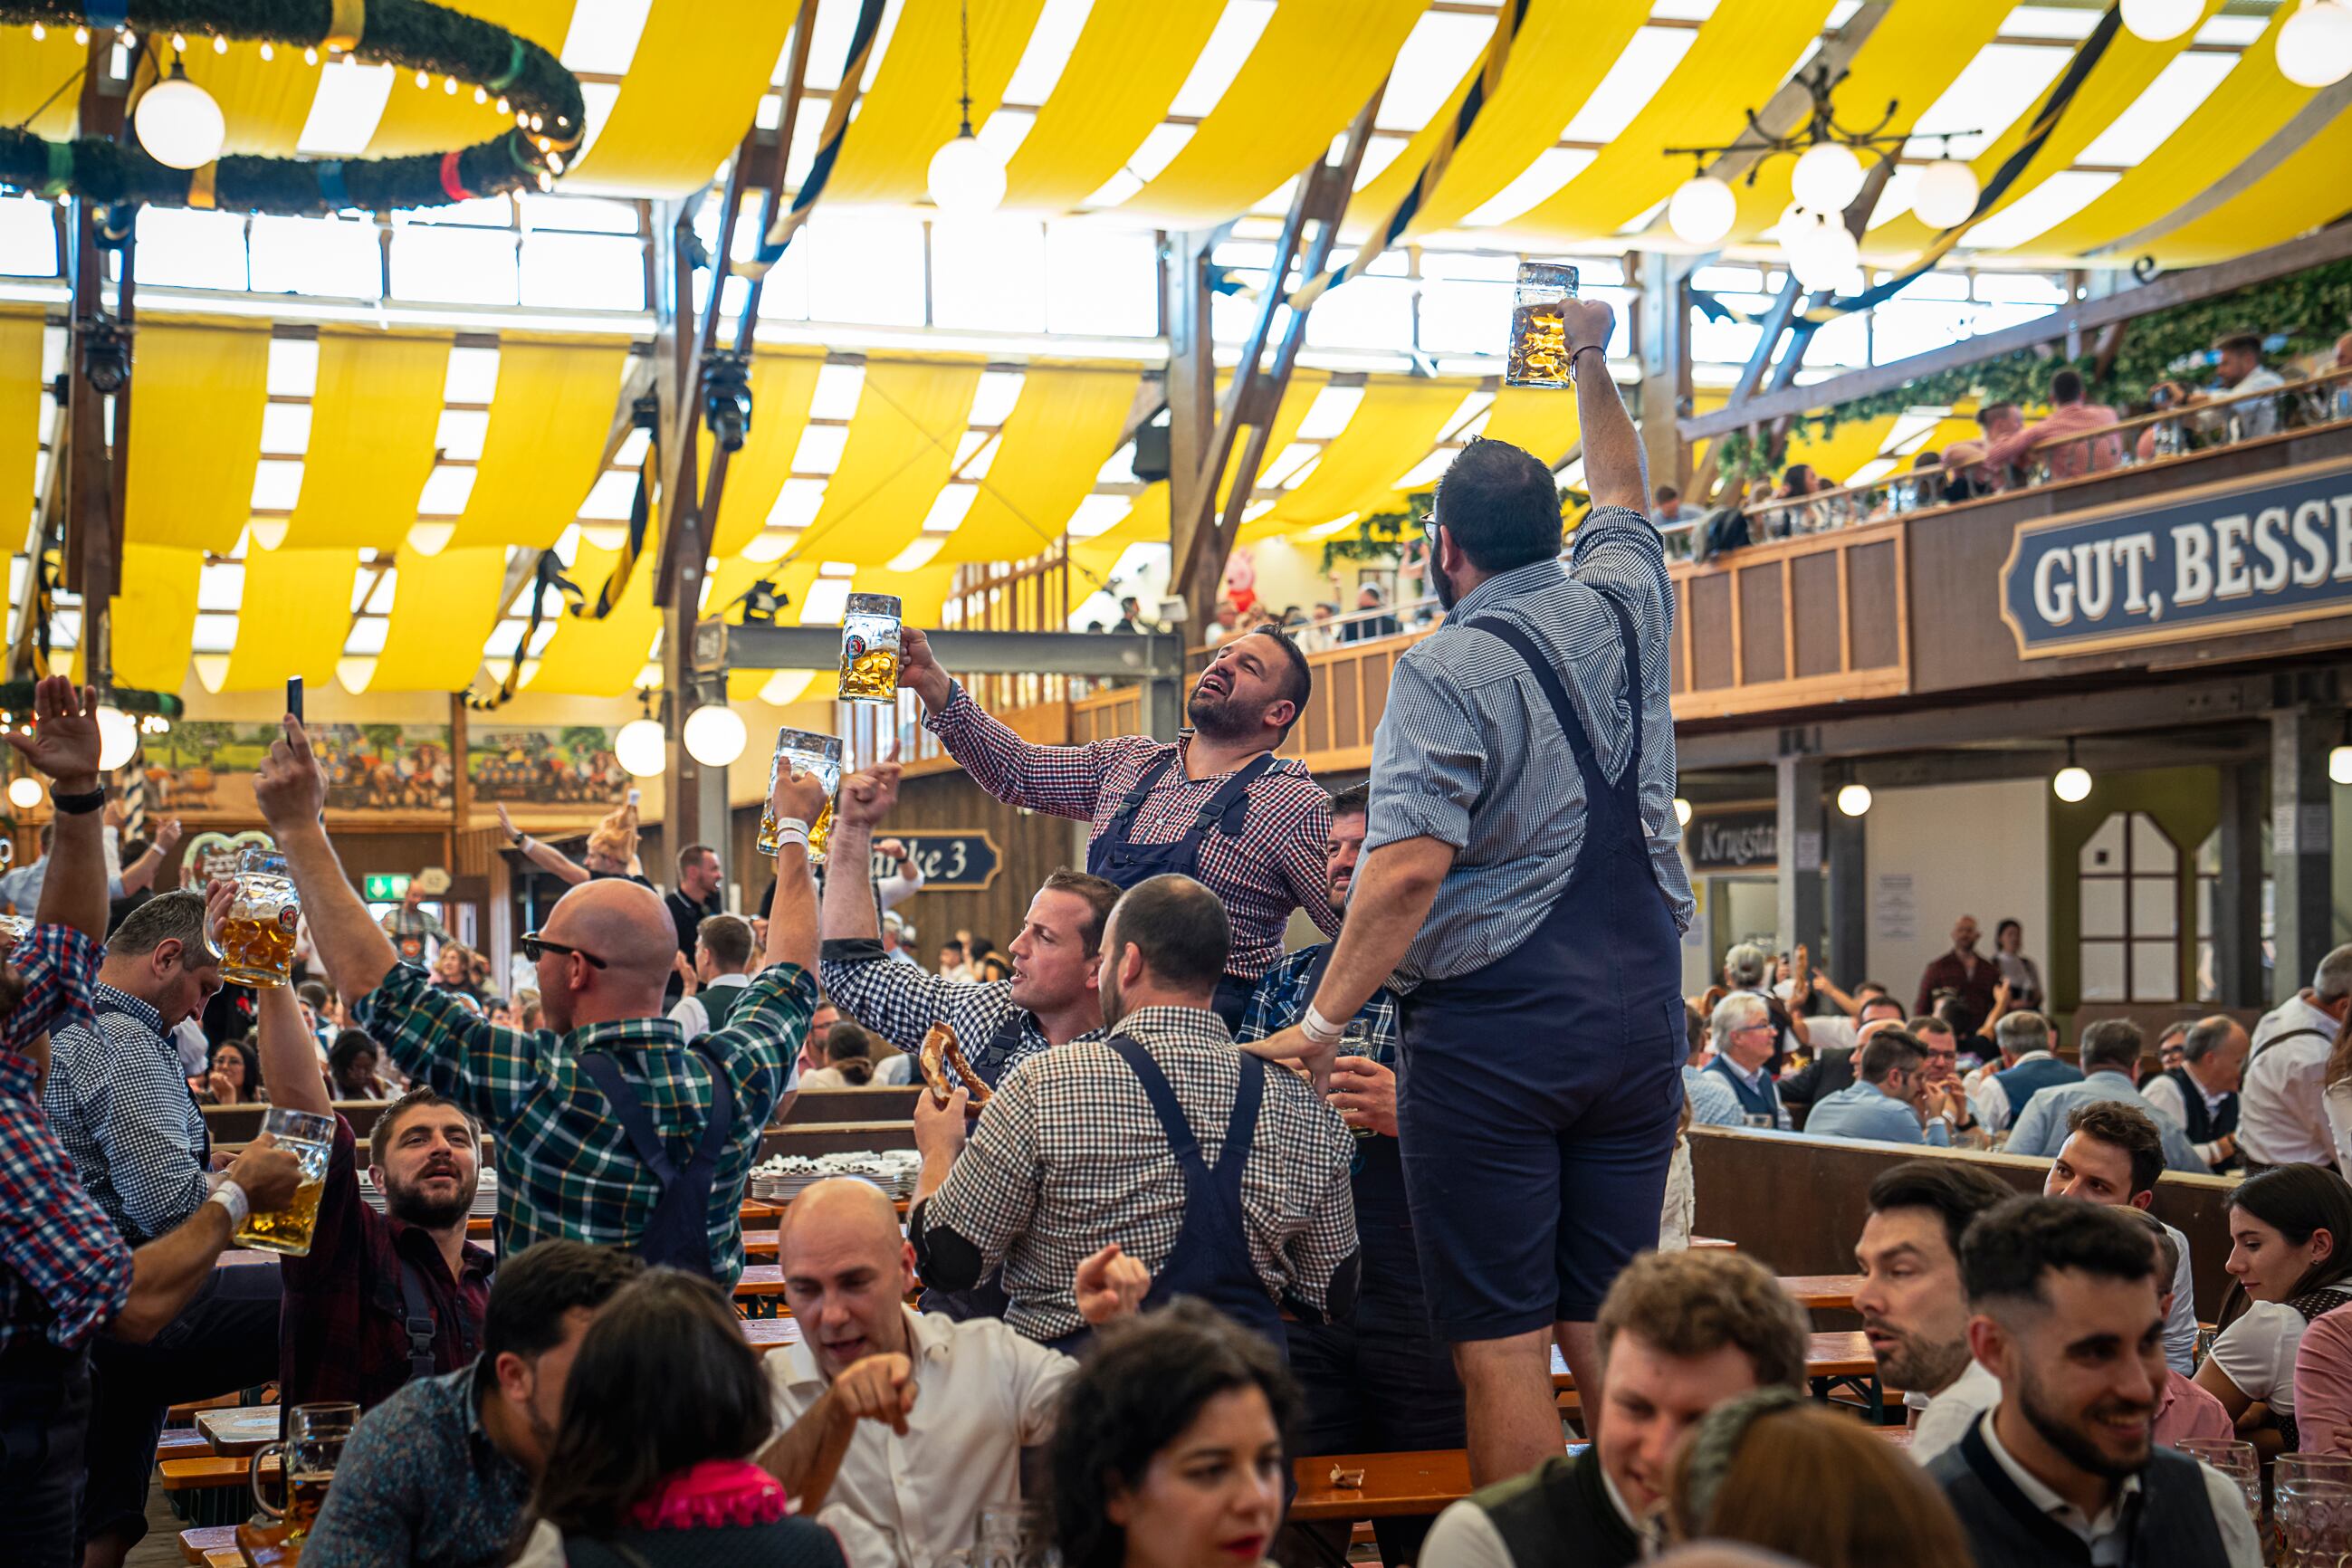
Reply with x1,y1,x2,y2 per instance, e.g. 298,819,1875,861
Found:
898,624,1339,1028
910,874,1358,1348
0,675,301,1568
253,714,832,1283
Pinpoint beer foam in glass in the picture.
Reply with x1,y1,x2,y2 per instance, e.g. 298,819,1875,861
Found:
840,593,904,704
221,846,301,989
758,727,845,865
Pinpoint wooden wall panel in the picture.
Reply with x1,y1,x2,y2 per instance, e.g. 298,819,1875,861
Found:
1736,563,1786,684
884,770,1088,954
1845,540,1901,670
1790,551,1842,679
1689,573,1735,690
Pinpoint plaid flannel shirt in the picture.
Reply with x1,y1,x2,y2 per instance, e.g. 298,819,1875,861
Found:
925,684,1340,980
1233,943,1401,1066
354,959,812,1285
819,936,1103,1086
913,1004,1358,1342
1,923,131,1353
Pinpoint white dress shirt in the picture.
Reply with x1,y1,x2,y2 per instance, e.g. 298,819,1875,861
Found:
1910,1359,2000,1465
765,1308,1076,1568
2140,1071,2234,1167
1969,1049,2060,1133
2240,994,2343,1167
1974,1404,2261,1566
667,971,754,1045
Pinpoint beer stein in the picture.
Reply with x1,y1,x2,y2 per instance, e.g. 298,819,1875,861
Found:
1505,262,1580,389
234,1107,335,1257
249,1401,359,1537
757,728,845,865
839,594,904,704
219,846,301,989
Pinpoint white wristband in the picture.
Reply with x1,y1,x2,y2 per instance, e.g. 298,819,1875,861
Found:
207,1180,251,1230
771,823,811,851
1301,1004,1346,1047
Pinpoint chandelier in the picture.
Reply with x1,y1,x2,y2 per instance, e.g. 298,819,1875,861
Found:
1663,64,1978,292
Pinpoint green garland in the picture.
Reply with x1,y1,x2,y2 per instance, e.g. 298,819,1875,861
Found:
1720,257,2352,480
0,0,585,214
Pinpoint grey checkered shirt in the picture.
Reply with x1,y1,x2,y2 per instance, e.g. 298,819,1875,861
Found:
1367,507,1694,984
43,983,209,1245
818,938,1102,1085
912,1004,1359,1342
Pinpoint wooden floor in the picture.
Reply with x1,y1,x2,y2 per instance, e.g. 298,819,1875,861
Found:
124,1490,189,1568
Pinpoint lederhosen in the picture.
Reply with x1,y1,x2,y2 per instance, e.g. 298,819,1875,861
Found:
578,1042,735,1277
1085,751,1276,1030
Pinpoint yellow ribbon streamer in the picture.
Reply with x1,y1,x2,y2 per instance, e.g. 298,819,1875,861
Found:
324,0,366,53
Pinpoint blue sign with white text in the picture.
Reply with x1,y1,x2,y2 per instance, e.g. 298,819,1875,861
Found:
2001,465,2352,657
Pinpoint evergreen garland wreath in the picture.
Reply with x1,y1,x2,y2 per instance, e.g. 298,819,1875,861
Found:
0,0,586,213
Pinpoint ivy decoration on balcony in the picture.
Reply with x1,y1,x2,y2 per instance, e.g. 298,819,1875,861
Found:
0,0,585,215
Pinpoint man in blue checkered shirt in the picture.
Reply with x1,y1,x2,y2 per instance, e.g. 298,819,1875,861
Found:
1235,780,1461,1566
1245,298,1689,1487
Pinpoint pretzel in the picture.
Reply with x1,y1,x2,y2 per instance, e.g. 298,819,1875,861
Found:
918,1022,991,1114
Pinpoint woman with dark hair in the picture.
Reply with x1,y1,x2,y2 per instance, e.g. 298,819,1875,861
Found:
512,1269,846,1568
1991,918,2042,1011
2196,1162,2352,1452
196,1036,264,1104
1051,1300,1298,1568
798,1023,877,1089
326,1028,384,1100
1667,1392,1973,1568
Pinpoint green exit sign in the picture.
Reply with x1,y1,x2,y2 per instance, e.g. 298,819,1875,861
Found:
364,874,412,901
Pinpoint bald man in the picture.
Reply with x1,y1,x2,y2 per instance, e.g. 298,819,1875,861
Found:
758,1178,1143,1568
256,716,832,1281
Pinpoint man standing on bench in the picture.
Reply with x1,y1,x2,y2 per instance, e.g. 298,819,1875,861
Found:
1246,297,1690,1482
0,675,302,1568
253,715,828,1280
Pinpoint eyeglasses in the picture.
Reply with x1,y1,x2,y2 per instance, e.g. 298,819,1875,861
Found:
520,932,606,970
1421,510,1439,545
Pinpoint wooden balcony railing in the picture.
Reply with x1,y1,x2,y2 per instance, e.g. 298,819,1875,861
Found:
1670,521,1908,721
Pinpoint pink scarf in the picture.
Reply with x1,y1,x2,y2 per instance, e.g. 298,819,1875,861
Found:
625,1460,794,1532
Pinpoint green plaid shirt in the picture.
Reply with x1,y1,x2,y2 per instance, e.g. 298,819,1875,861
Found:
355,960,812,1284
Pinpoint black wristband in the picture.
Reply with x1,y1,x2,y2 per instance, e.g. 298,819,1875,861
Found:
50,785,105,815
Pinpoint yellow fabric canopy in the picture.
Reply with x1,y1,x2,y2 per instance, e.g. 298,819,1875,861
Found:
1251,379,1468,537
2009,7,2319,260
1782,413,1900,488
789,360,983,567
0,316,40,545
177,41,330,158
566,0,798,197
1728,3,2011,241
1480,385,1582,469
2146,104,2352,265
125,321,273,553
286,332,451,550
529,543,662,693
1001,0,1227,212
109,544,204,693
704,353,825,559
1506,0,1832,248
0,26,85,137
364,547,509,693
1344,0,1647,242
366,0,578,157
823,0,1047,204
1868,1,2221,258
1119,0,1426,226
936,368,1137,564
450,339,628,550
219,548,359,689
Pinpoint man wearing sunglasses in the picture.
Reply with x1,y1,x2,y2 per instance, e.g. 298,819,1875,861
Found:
252,716,834,1284
1243,297,1692,1487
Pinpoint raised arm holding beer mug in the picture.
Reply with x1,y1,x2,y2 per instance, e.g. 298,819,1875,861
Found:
1242,298,1694,1486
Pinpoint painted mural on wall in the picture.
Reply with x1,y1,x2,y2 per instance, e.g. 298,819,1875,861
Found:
142,723,456,816
466,725,629,806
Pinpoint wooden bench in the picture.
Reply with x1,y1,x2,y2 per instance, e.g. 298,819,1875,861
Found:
179,1525,235,1564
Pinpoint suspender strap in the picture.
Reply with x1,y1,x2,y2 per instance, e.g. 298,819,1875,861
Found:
1105,1035,1264,1195
1193,752,1277,835
397,1258,438,1383
1464,604,1645,799
577,1042,736,1190
1104,750,1279,842
2254,1027,2333,1060
1101,751,1181,839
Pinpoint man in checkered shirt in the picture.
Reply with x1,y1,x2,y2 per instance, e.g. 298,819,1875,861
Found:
908,874,1358,1350
819,760,1119,1090
897,621,1339,1029
1247,298,1691,1487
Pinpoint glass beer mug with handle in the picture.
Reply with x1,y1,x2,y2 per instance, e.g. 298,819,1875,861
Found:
839,593,904,704
234,1107,335,1257
758,728,846,865
1505,262,1579,389
248,1401,359,1539
219,846,301,989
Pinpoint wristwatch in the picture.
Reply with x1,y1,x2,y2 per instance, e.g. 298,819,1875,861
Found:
50,784,105,815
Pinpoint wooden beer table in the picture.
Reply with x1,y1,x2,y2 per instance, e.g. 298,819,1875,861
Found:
1777,1274,1862,1312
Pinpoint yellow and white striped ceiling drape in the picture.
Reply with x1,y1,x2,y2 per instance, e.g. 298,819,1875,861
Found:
1478,386,1582,472
822,0,1047,204
0,316,40,549
216,547,360,690
999,1,1228,212
528,542,662,693
1117,0,1427,227
564,0,798,196
124,321,273,554
110,544,206,693
448,339,631,551
365,0,579,157
0,25,84,137
936,367,1138,564
285,331,451,550
789,359,984,567
1246,378,1468,541
358,547,513,693
2146,105,2352,265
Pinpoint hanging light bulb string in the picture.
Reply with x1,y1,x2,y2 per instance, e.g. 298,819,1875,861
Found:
956,0,974,139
